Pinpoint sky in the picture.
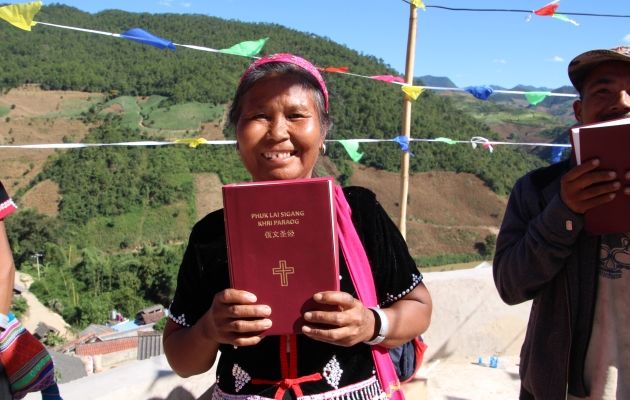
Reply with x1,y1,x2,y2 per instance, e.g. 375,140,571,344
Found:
39,0,630,89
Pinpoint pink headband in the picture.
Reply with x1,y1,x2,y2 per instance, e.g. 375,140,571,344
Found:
239,53,329,112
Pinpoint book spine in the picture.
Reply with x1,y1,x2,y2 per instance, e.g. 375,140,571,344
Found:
222,187,236,289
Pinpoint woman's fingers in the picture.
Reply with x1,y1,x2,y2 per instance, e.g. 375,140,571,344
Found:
302,326,355,347
216,289,258,305
205,289,273,346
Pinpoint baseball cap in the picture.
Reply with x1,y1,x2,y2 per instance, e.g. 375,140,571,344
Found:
568,45,630,92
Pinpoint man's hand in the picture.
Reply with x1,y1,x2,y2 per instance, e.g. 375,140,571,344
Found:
560,159,620,214
302,292,376,347
197,289,272,347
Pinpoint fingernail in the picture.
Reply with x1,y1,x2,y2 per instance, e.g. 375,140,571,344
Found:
593,159,600,165
246,294,257,302
609,171,617,178
610,193,616,199
613,182,621,188
302,326,312,333
262,320,272,329
313,293,323,301
304,312,312,320
262,306,271,315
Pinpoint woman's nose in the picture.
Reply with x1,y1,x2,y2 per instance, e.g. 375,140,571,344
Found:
267,116,289,140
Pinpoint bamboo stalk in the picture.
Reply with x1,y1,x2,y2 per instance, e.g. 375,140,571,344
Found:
398,3,419,239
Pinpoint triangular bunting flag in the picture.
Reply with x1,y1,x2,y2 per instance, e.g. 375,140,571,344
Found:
0,1,41,31
120,28,176,50
410,0,426,11
464,86,494,101
371,75,405,83
402,86,424,100
320,67,349,73
218,38,268,57
391,136,414,156
534,0,559,16
338,140,364,162
435,137,458,145
174,138,208,148
524,92,551,106
552,13,579,26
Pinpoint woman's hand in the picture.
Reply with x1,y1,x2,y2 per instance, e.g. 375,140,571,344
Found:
301,291,376,347
197,289,273,347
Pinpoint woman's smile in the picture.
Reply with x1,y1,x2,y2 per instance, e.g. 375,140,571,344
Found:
262,151,297,161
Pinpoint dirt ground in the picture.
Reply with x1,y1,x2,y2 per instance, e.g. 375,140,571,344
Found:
19,179,61,216
0,86,92,192
16,272,75,340
420,357,521,399
349,165,506,256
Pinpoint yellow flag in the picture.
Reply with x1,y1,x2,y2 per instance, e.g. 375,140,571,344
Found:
402,86,425,100
410,0,426,10
0,2,42,31
174,138,208,148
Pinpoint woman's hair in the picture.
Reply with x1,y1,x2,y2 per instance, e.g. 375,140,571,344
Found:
228,62,333,136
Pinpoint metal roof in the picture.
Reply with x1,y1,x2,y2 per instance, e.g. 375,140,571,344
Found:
137,331,164,361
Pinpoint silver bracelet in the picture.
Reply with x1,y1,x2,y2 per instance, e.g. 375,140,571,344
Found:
363,307,389,345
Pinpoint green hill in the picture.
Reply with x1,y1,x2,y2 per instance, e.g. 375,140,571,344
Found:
1,5,552,328
416,75,458,88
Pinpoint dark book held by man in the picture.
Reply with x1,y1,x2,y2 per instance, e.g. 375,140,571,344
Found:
570,117,630,235
222,177,339,335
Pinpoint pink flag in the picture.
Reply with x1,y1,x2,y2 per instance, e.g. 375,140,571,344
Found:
370,75,404,83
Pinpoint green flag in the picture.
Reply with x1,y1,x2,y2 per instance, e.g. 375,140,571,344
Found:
524,92,551,106
338,140,364,162
219,37,269,57
435,137,458,145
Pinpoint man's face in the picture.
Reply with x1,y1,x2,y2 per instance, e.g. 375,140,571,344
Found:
573,61,630,125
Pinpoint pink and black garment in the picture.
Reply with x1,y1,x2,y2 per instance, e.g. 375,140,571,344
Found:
169,187,422,399
0,181,17,220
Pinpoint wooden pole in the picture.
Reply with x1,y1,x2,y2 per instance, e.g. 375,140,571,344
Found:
398,4,419,239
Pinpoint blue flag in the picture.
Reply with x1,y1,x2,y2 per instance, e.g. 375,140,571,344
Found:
120,28,176,50
551,146,565,163
464,85,494,101
391,136,415,156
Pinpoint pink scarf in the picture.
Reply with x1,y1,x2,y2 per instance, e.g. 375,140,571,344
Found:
334,186,405,400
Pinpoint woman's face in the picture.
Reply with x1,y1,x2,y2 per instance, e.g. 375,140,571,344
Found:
236,74,324,182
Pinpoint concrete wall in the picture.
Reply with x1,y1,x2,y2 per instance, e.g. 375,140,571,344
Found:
421,265,532,361
100,348,138,369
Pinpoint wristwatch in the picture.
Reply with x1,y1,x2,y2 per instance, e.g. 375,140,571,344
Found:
363,307,389,345
0,313,8,331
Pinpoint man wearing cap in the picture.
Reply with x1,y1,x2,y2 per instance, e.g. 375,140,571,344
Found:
493,46,630,400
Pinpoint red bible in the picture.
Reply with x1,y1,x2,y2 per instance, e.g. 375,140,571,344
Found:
570,117,630,235
222,177,339,335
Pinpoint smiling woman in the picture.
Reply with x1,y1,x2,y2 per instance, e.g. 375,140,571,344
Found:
163,54,432,400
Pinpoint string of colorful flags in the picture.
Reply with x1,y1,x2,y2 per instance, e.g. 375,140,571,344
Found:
408,0,630,25
0,136,571,164
0,1,581,106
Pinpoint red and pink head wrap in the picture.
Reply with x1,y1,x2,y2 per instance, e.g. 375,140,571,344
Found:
239,53,329,112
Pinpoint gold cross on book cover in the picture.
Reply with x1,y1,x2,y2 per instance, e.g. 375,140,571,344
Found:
223,177,339,335
273,261,294,286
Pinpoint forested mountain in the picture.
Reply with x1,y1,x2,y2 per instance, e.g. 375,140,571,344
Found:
1,5,552,329
416,75,458,88
0,4,547,194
